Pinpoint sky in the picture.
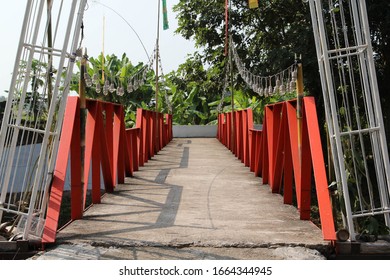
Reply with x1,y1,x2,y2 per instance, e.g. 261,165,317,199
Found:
0,0,196,98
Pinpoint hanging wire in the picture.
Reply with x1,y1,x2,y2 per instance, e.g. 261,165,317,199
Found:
91,1,150,62
230,41,297,97
157,46,173,114
217,58,231,113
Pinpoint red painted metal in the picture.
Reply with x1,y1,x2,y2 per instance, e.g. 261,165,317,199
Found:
226,112,231,150
144,110,150,160
282,113,293,205
136,108,144,166
261,110,269,185
42,96,79,243
84,101,98,204
105,104,114,179
149,111,155,158
159,113,164,151
217,97,336,241
42,97,172,244
249,129,256,173
70,100,83,220
235,111,241,158
303,97,336,240
91,122,101,204
112,105,122,185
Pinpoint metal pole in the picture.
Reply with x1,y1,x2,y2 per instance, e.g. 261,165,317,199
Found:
228,0,235,151
102,16,105,82
47,0,53,107
79,48,88,214
154,0,161,152
296,58,304,167
229,35,235,151
0,0,33,223
155,0,161,112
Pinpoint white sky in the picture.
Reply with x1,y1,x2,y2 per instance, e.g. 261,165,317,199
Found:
0,0,196,97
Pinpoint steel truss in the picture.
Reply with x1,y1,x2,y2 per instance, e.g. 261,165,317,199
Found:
0,0,87,241
308,0,390,240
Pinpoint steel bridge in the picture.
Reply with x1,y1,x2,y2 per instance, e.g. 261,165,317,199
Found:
36,96,331,260
1,0,390,259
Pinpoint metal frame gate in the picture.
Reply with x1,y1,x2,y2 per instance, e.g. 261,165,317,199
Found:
308,0,390,240
0,0,87,241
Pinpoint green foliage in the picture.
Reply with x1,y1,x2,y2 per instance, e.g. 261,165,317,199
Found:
174,0,321,95
165,52,224,125
171,0,319,125
73,53,156,127
14,59,50,126
360,216,390,237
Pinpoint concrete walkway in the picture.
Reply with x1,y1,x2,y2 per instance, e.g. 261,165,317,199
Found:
36,138,330,260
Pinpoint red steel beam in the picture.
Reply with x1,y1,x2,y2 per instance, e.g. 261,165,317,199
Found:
42,96,79,243
70,99,83,220
303,97,336,240
216,96,336,240
43,99,173,244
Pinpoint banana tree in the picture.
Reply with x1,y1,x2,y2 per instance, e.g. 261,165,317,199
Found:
73,53,156,127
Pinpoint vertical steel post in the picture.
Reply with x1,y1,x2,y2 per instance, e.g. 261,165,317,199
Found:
154,0,161,154
296,61,304,167
78,47,87,215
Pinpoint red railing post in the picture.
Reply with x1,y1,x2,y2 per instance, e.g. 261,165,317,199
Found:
135,108,144,166
285,101,301,207
99,104,114,194
164,114,169,146
43,96,79,243
304,97,336,240
217,114,221,140
148,111,153,156
43,99,173,244
255,131,263,177
216,98,336,241
235,111,240,157
143,110,149,163
283,113,293,205
226,112,231,150
133,129,140,171
124,129,133,177
113,105,124,185
118,106,126,184
271,104,285,193
243,110,247,164
70,98,83,220
168,114,173,141
159,113,164,151
84,100,100,205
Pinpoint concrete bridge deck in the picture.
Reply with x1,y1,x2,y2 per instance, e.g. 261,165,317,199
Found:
36,138,330,260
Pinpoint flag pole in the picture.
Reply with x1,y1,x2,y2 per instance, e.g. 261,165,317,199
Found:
296,55,304,167
228,0,235,151
155,0,161,113
154,0,161,153
102,16,105,82
224,0,229,56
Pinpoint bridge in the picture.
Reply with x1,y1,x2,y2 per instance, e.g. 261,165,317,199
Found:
33,97,330,260
2,0,390,261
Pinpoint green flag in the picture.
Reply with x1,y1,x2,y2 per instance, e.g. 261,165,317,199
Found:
162,0,169,30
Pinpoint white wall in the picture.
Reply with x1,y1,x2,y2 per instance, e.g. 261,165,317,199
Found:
173,125,217,138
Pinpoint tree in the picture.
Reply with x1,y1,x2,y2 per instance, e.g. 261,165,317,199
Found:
73,53,157,127
174,0,390,135
174,0,320,123
166,52,224,125
366,0,390,136
174,0,319,89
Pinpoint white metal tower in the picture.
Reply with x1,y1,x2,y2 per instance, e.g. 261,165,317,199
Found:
0,0,87,240
308,0,390,240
